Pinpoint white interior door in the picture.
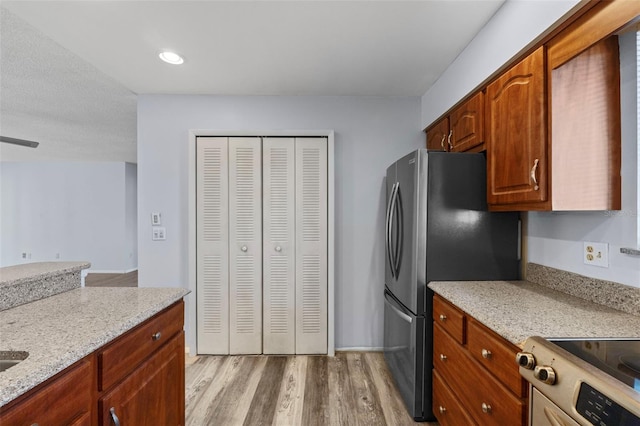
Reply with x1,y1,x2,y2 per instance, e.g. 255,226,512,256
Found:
196,137,229,355
262,137,296,354
228,137,263,354
295,138,328,354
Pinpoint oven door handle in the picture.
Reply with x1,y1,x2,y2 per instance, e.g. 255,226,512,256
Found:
384,292,413,324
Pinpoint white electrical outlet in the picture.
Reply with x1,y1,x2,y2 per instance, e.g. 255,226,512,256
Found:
583,242,608,268
152,227,167,241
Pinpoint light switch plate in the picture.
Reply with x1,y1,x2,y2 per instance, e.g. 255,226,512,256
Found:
151,212,162,225
152,227,166,241
583,242,608,267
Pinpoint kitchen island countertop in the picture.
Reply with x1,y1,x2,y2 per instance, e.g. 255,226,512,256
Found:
0,286,189,408
429,280,640,348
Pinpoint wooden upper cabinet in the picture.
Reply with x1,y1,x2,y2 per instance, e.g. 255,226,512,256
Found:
485,0,634,211
425,92,484,152
486,46,547,208
548,36,621,210
449,91,484,152
426,116,449,151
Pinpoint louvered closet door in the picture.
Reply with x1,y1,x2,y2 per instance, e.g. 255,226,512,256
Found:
228,137,263,354
196,137,229,355
262,138,296,354
295,138,328,354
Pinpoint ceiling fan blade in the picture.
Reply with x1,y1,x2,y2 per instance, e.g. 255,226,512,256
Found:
0,136,40,148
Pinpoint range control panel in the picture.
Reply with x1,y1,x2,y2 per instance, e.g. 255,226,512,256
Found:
576,383,640,426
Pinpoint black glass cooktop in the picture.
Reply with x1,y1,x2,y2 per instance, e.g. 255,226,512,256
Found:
551,339,640,392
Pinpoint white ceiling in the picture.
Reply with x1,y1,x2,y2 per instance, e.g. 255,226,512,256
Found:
0,0,505,162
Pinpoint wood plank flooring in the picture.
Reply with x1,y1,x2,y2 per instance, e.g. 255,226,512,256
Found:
85,270,138,287
185,352,437,426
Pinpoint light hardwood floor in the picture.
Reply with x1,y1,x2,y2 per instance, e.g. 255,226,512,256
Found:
85,270,138,287
185,352,436,426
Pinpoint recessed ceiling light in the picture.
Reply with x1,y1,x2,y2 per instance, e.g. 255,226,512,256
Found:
159,51,184,65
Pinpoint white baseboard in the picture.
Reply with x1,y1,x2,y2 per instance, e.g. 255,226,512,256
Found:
87,268,138,274
335,346,384,352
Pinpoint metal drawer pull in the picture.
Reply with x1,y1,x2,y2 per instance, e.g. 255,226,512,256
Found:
530,158,540,190
152,331,162,341
110,407,121,426
439,406,447,414
481,349,492,359
482,403,492,414
440,135,446,151
439,314,447,322
447,130,453,151
241,245,248,252
440,354,447,361
275,246,282,252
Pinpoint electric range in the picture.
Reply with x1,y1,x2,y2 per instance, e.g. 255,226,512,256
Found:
517,336,640,426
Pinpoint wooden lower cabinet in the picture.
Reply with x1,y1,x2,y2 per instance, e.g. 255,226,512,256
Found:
99,332,185,426
432,295,528,426
0,358,94,425
433,369,476,426
0,300,185,426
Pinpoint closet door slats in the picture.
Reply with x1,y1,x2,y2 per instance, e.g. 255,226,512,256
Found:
263,138,296,354
196,137,230,355
229,137,263,354
295,138,328,354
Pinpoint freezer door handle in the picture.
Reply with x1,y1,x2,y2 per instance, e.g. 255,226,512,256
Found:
386,182,399,278
384,292,413,324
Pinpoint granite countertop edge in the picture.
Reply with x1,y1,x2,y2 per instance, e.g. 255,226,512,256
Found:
0,287,190,408
428,280,640,349
0,261,91,288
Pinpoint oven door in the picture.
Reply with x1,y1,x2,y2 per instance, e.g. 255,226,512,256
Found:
531,388,580,426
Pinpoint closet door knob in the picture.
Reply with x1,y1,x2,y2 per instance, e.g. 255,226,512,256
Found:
275,246,282,252
241,245,248,252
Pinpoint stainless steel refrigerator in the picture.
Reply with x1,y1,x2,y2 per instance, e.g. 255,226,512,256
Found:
384,149,520,421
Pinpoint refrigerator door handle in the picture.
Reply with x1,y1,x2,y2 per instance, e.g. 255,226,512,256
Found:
385,182,397,278
387,182,399,278
393,184,403,276
384,292,413,324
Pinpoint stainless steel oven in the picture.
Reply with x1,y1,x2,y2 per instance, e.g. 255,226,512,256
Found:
517,336,640,426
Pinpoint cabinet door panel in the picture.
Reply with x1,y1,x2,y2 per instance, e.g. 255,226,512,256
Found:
433,369,476,426
229,137,263,354
426,117,449,151
99,332,185,426
486,47,547,206
295,138,328,354
450,91,484,152
0,358,93,425
467,318,527,397
196,137,230,354
263,137,296,354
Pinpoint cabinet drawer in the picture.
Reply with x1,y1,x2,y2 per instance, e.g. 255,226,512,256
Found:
434,324,526,426
467,318,527,397
99,300,184,391
433,369,476,426
433,295,465,344
99,332,185,426
0,358,93,425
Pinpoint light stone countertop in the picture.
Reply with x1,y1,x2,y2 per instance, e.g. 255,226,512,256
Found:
0,286,189,408
0,261,92,311
428,280,640,348
0,262,90,287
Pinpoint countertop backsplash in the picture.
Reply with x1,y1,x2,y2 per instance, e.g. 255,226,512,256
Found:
526,263,640,317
